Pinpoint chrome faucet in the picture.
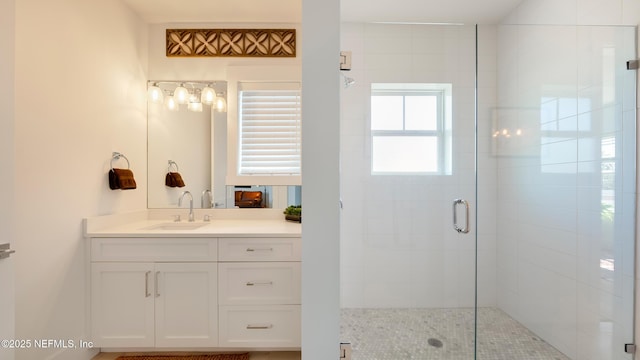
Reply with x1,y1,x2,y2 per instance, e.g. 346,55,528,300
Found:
201,189,213,209
178,191,194,222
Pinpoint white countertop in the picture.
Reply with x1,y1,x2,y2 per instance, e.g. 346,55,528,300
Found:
84,209,302,238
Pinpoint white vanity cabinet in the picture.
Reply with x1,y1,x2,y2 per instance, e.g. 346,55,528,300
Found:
88,233,301,350
90,237,218,348
218,237,301,348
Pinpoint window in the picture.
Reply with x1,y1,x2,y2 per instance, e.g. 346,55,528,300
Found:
371,83,452,174
238,82,301,176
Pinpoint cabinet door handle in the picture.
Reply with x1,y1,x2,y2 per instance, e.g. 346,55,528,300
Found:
0,243,15,260
246,324,273,330
246,247,273,252
145,271,151,298
246,281,273,286
155,271,161,297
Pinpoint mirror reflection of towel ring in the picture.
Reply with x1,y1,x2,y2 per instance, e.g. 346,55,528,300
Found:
110,152,130,170
168,160,179,172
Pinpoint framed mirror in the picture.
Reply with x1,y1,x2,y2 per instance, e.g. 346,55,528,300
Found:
147,80,302,209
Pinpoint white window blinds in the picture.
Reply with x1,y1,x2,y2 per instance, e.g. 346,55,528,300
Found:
238,82,302,176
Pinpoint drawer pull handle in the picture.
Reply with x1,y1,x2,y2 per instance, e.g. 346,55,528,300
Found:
246,324,273,330
246,281,273,286
246,247,274,252
145,271,151,298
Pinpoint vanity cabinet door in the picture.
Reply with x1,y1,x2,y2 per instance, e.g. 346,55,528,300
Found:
91,262,155,347
154,263,218,347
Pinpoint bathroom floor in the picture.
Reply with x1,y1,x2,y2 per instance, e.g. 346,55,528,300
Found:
341,307,571,360
92,352,300,360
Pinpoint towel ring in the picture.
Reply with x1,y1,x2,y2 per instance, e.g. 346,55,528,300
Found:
168,160,179,172
110,152,130,170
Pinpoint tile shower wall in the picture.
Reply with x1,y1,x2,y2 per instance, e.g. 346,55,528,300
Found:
339,24,498,309
495,25,636,360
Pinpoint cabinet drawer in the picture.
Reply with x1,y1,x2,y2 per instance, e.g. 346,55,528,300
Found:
218,305,300,348
91,238,217,262
219,263,301,305
218,238,300,262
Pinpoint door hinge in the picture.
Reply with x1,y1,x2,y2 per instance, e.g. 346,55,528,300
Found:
625,343,636,354
340,342,352,359
340,51,352,71
627,59,639,70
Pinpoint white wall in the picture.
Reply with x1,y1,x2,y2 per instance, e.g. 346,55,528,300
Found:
497,1,640,358
301,0,341,357
0,0,16,359
339,24,498,308
14,1,148,359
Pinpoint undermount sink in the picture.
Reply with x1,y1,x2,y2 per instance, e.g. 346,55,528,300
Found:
142,222,208,231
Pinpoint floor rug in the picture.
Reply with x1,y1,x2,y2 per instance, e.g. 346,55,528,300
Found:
115,354,249,360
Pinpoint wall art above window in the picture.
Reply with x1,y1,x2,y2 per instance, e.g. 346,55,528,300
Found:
166,29,296,58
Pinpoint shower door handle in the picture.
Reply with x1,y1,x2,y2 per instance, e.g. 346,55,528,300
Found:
452,199,470,234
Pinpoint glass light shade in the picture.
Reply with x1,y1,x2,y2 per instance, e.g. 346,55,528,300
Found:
215,95,227,112
201,86,216,105
173,85,190,105
188,101,203,112
147,84,164,104
164,95,179,111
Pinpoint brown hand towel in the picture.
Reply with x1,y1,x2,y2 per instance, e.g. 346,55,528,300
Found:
165,172,185,187
109,168,137,190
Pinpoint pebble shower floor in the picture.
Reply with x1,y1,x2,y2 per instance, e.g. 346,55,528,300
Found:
340,308,570,360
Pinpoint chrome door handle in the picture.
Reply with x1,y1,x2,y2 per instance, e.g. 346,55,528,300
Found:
0,243,15,260
453,199,470,234
145,271,151,298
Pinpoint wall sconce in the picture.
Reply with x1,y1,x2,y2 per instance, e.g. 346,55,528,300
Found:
147,81,227,113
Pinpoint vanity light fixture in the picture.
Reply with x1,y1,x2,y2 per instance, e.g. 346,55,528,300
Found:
147,81,227,113
188,102,204,112
215,92,227,112
147,82,164,104
164,92,179,111
173,83,190,105
201,85,216,105
187,90,204,112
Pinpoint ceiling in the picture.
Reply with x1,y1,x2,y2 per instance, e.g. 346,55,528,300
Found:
121,0,525,24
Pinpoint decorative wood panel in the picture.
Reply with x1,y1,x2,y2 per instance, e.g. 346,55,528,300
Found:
167,29,296,58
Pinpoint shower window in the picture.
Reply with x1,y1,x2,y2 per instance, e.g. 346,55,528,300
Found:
370,83,452,175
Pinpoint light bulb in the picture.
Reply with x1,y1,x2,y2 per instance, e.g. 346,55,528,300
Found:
188,101,203,112
165,94,178,111
147,83,164,104
173,84,189,105
215,94,227,112
201,86,216,105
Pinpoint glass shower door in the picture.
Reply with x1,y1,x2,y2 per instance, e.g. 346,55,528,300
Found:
339,23,480,359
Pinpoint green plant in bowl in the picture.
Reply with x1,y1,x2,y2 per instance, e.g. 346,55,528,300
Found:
284,205,302,222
